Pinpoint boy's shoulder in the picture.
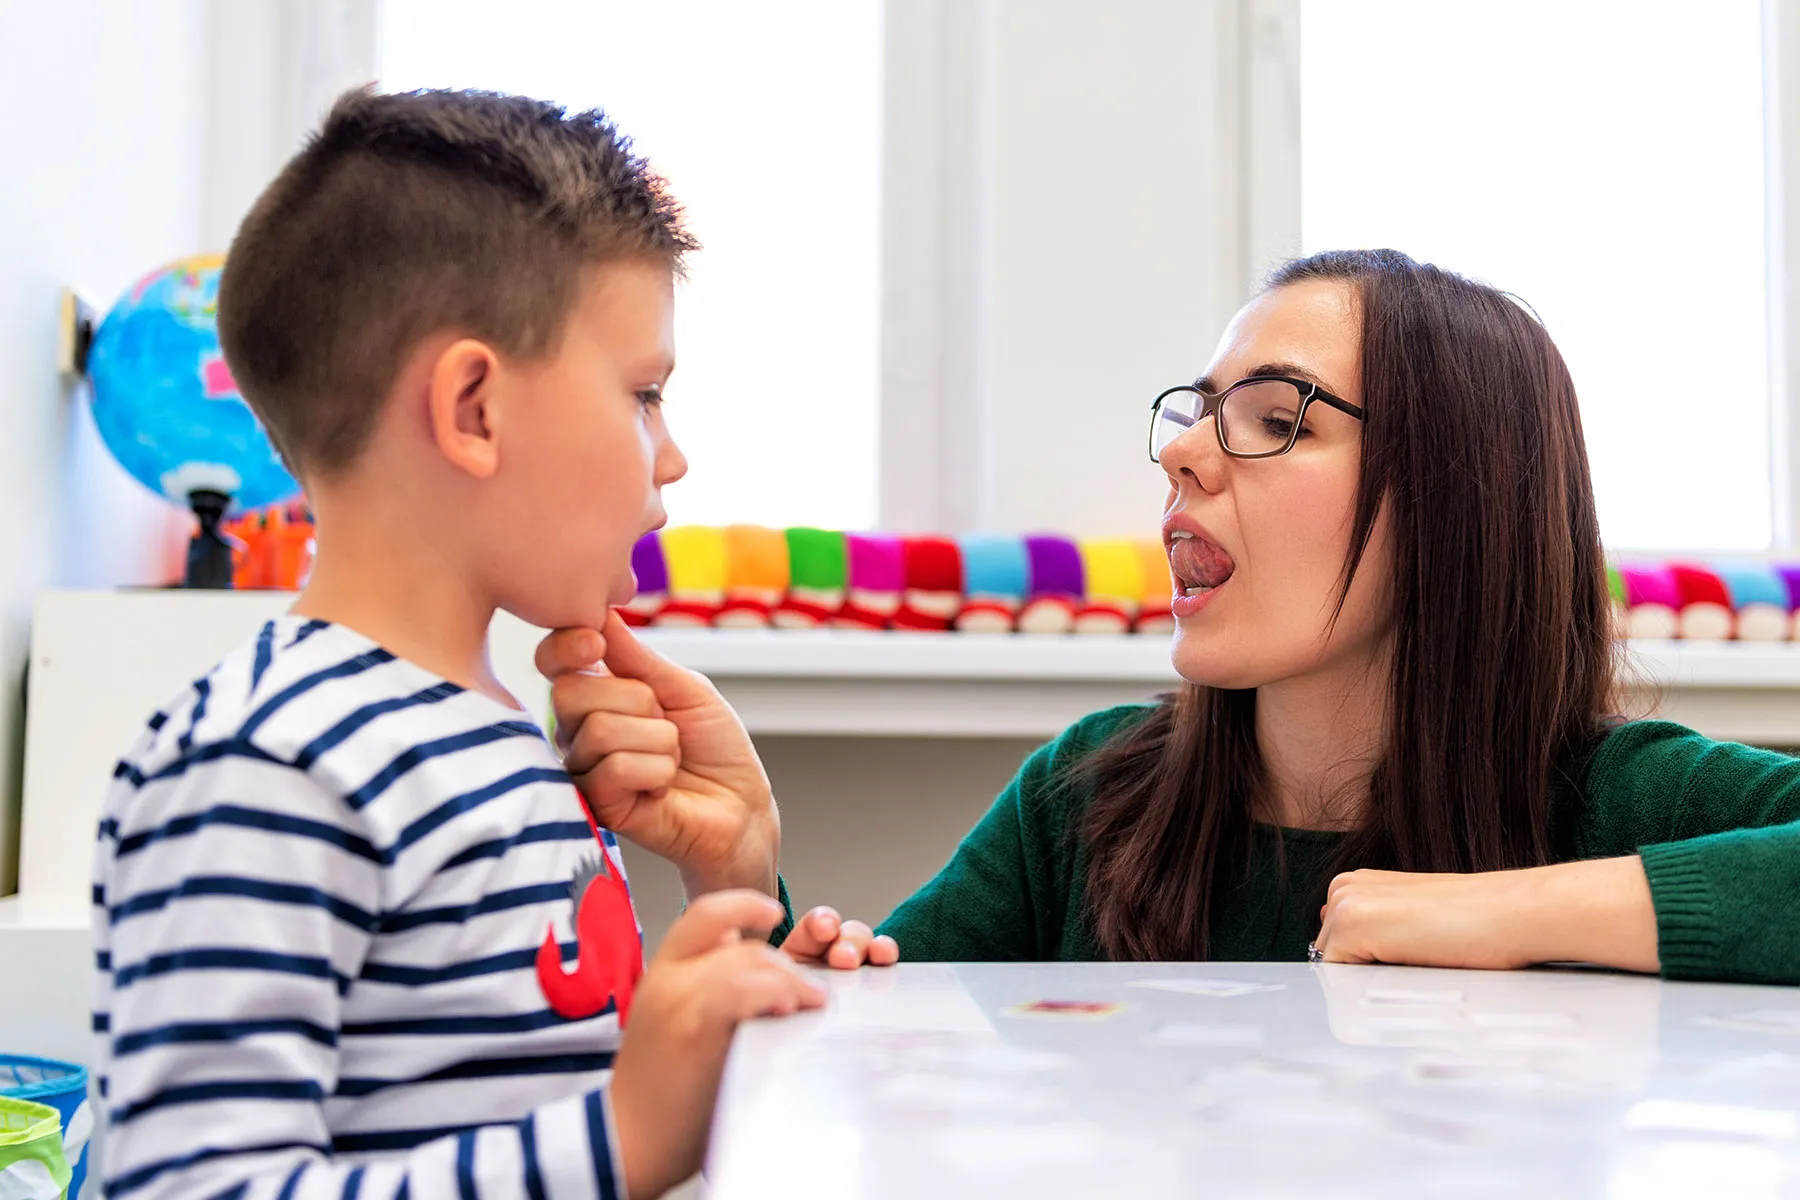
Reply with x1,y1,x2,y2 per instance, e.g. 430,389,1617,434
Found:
120,615,488,792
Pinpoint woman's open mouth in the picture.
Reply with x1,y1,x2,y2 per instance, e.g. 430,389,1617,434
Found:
1168,529,1236,615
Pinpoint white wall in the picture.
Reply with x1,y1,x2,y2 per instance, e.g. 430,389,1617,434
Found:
987,1,1229,539
0,0,376,895
882,0,1298,540
0,0,215,892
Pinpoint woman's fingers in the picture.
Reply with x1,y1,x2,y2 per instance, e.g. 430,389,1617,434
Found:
825,920,875,970
564,710,681,776
779,910,899,969
552,673,663,759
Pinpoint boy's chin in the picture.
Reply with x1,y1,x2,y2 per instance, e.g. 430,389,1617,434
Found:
508,593,628,635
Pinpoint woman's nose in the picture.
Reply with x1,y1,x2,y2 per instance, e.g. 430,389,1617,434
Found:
1159,411,1227,494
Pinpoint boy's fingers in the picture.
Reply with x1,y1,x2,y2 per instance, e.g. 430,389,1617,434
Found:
535,628,605,680
866,934,901,967
776,907,843,962
562,712,681,778
600,610,715,708
658,890,787,961
710,951,827,1022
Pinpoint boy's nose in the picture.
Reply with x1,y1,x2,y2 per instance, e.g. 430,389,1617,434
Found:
657,435,689,487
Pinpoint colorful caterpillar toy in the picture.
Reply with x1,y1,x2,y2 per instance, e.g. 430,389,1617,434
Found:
626,530,1800,640
1609,561,1800,642
623,527,1171,634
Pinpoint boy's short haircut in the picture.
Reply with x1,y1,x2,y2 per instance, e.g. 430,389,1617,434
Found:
218,87,697,480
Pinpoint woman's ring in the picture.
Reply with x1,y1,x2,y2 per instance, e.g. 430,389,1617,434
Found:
1306,941,1324,964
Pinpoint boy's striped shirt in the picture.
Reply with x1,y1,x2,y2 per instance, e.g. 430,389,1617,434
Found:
92,616,632,1199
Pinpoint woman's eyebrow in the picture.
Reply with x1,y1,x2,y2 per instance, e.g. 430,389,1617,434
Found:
1195,361,1335,394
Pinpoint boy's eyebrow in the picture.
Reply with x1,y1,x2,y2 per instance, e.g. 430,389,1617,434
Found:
636,355,676,382
1195,361,1333,395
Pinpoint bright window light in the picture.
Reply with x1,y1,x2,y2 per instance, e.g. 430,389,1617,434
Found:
1301,0,1769,551
379,0,881,530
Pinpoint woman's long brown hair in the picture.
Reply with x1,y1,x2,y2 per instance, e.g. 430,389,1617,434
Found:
1079,249,1617,961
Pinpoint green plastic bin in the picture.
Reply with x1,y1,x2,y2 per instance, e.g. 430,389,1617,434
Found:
0,1096,69,1199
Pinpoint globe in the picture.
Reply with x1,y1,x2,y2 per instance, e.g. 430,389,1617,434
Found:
85,254,300,514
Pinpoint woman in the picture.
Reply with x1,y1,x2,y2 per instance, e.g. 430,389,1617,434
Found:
874,248,1800,982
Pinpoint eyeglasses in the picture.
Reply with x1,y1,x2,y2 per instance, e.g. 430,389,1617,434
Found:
1148,375,1366,463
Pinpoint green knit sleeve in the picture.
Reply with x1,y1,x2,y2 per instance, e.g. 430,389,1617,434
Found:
876,705,1148,961
1577,721,1800,984
768,874,797,946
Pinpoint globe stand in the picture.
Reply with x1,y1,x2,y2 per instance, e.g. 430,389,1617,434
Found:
184,490,235,589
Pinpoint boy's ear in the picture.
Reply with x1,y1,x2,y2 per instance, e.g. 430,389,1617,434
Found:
426,338,506,479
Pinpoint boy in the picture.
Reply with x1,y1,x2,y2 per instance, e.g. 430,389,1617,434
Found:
93,87,885,1200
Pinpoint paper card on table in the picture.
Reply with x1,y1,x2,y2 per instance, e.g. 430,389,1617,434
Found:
1696,1010,1800,1036
1149,1022,1264,1048
1469,1010,1579,1031
1698,1053,1800,1083
1405,1056,1547,1090
1360,1015,1459,1036
1382,1108,1486,1148
1362,987,1464,1006
829,985,994,1033
1129,979,1285,998
875,1072,1059,1115
1623,1099,1800,1140
1005,1000,1127,1020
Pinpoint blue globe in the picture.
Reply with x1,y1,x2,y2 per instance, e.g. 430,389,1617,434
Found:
86,255,300,513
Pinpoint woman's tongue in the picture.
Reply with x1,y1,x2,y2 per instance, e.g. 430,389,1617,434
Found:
1171,535,1236,593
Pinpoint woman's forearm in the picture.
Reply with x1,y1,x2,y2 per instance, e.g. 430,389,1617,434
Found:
1514,856,1660,973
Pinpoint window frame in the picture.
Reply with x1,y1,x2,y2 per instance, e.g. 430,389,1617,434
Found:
1276,0,1794,557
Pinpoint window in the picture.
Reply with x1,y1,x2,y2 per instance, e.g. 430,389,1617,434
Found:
379,0,881,530
1300,0,1770,552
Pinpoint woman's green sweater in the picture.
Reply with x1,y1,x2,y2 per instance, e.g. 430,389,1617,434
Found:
876,706,1800,983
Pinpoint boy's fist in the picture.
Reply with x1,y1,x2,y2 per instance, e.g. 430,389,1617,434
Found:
611,890,826,1199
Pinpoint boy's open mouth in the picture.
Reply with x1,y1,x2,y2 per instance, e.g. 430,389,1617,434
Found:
1168,529,1236,597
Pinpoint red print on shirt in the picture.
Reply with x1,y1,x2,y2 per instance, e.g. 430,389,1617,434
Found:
536,847,643,1025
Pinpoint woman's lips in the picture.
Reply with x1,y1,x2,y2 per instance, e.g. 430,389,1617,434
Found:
1167,531,1236,619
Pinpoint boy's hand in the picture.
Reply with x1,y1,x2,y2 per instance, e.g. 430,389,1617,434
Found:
611,890,826,1199
539,611,779,899
779,905,901,970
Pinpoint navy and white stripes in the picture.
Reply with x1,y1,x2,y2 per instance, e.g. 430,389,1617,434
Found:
93,617,629,1199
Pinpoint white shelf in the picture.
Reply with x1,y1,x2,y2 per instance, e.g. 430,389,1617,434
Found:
20,589,1800,916
1619,639,1800,687
633,628,1181,680
641,629,1800,688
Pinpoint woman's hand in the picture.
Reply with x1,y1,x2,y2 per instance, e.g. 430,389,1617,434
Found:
778,905,900,970
1312,856,1661,973
538,612,780,901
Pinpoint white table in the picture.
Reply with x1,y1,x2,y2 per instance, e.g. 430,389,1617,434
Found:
708,962,1800,1198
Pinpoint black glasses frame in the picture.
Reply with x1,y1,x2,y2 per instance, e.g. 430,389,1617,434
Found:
1148,375,1366,463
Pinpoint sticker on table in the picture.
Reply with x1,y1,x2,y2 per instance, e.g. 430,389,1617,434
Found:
1005,1000,1127,1019
1129,979,1285,998
1695,1010,1800,1036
